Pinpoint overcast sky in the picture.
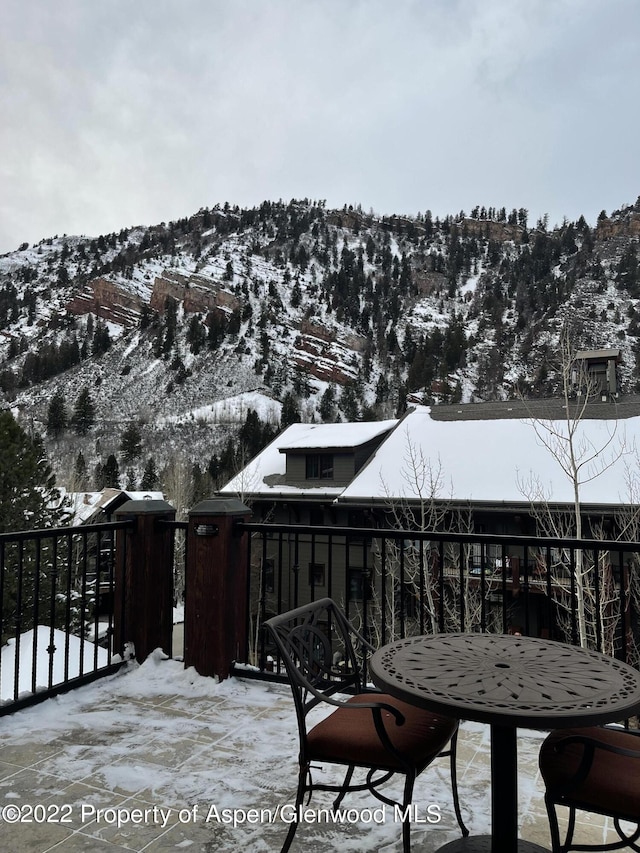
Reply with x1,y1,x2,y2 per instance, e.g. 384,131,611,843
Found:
1,0,639,254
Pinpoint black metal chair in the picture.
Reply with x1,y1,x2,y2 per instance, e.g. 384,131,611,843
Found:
539,725,640,852
264,597,468,853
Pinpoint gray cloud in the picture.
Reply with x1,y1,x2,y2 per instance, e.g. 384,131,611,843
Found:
1,0,639,252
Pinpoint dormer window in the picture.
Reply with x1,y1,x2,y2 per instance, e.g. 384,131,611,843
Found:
306,453,334,479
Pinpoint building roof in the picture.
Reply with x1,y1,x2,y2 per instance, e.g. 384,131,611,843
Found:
64,489,165,525
219,420,397,498
339,405,639,507
220,402,640,509
576,348,622,361
427,395,640,422
276,420,397,452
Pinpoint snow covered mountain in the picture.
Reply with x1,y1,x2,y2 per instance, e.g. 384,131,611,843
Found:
1,197,639,499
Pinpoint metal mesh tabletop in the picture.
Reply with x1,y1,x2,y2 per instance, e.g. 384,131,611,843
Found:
370,633,640,728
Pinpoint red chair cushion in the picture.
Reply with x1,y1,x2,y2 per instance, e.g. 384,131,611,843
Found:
306,692,457,771
539,726,640,820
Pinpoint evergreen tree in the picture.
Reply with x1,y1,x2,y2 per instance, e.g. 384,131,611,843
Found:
281,391,302,428
94,462,105,490
219,438,238,480
71,386,95,435
238,409,266,459
139,304,154,330
120,421,143,463
0,367,17,400
102,454,120,488
162,297,178,357
0,411,62,533
187,315,206,354
616,243,639,297
91,321,111,356
73,451,88,490
46,390,68,438
291,279,302,308
375,373,390,404
140,457,159,490
319,385,336,422
208,454,221,488
207,312,227,349
191,464,210,504
339,384,360,421
0,414,66,641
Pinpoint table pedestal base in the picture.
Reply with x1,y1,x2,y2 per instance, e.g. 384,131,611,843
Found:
437,835,549,852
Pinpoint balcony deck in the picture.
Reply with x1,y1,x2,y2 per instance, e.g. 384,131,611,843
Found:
0,655,622,852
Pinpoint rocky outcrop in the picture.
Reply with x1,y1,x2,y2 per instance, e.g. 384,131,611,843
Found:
66,277,142,326
151,270,240,314
414,270,447,295
298,319,366,352
299,319,335,343
595,212,640,241
292,329,360,385
460,218,526,243
149,274,187,311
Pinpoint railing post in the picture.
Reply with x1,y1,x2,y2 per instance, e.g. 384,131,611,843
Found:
184,499,251,681
114,500,176,663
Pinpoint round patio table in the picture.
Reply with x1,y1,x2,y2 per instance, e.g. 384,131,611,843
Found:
369,633,640,853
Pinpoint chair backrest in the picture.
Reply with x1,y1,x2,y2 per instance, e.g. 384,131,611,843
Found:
264,598,369,727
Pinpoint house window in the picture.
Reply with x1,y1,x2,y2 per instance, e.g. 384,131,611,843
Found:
306,454,334,480
470,543,501,569
308,562,325,586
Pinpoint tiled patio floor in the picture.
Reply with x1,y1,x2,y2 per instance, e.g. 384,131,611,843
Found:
0,654,624,852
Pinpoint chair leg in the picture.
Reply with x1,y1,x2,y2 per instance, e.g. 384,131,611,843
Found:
281,766,307,853
544,795,563,853
333,765,355,808
449,730,469,837
564,804,577,853
402,773,416,853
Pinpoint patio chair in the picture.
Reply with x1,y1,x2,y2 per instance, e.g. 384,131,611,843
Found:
539,725,640,852
264,597,468,853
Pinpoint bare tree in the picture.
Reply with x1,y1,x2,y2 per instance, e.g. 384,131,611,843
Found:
352,430,497,644
608,458,640,666
160,455,193,606
518,328,630,649
219,453,273,667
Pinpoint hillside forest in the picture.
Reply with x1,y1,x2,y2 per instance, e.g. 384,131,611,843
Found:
1,196,640,515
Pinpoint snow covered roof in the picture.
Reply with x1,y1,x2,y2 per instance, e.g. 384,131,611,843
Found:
340,405,640,506
64,489,165,525
219,420,397,498
277,420,397,451
220,404,640,508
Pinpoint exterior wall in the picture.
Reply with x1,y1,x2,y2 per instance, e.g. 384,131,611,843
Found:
250,497,604,643
280,431,392,489
252,502,371,617
285,452,355,485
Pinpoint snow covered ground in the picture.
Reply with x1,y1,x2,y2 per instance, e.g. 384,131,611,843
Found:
0,651,621,852
159,391,282,428
0,627,110,702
